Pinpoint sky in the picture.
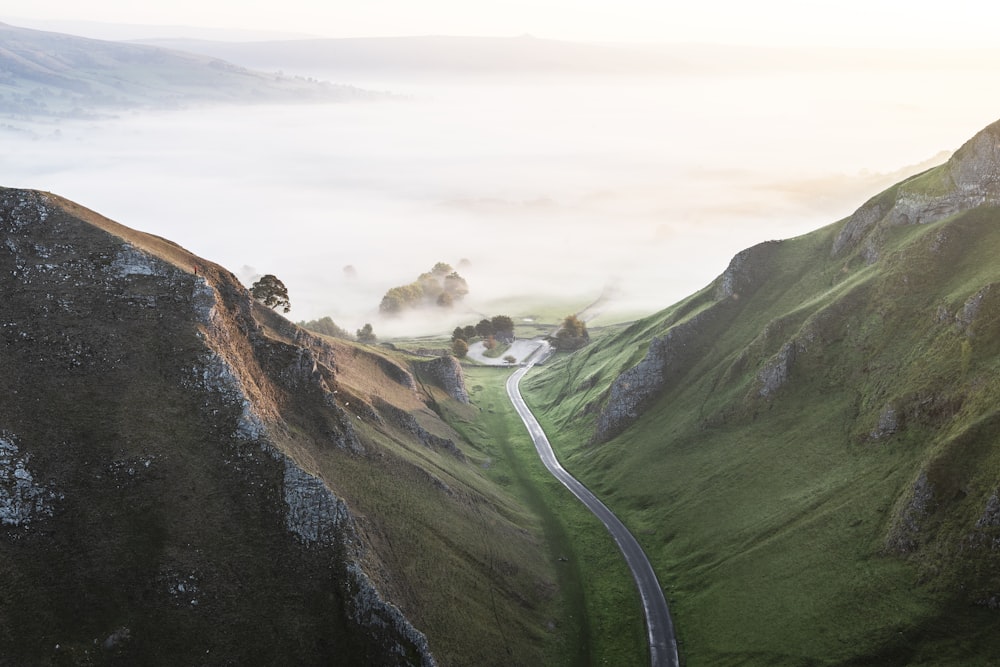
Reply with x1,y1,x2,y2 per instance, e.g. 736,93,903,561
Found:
7,0,1000,47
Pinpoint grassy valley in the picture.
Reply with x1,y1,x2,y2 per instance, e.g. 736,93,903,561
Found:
520,121,1000,664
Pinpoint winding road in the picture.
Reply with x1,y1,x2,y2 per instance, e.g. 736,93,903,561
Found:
506,363,679,667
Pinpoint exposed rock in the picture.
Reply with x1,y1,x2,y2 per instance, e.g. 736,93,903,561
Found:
347,563,438,667
373,398,466,461
716,240,783,300
415,355,470,404
969,491,1000,553
976,491,1000,529
756,340,799,398
955,283,998,336
831,194,894,258
281,457,351,545
886,471,935,554
0,433,61,527
376,355,418,390
832,119,1000,258
596,308,722,443
870,404,900,440
867,392,964,442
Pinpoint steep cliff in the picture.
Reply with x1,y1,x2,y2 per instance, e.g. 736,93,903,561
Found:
0,188,552,665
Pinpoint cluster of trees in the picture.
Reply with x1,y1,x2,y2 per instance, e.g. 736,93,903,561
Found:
297,316,351,339
379,262,469,314
450,315,515,358
296,316,377,344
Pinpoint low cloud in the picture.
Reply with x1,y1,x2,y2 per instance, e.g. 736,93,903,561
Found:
0,63,993,335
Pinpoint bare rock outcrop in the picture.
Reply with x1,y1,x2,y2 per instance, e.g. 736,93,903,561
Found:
595,241,784,443
374,398,466,461
596,308,721,443
886,471,936,554
415,355,470,404
832,118,1000,259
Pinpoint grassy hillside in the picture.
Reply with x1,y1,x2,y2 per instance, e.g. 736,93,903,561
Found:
521,121,1000,664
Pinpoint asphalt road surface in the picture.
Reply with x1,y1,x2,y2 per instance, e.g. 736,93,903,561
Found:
506,364,680,667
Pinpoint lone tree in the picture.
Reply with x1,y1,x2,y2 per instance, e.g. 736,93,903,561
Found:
356,323,377,343
251,274,291,313
452,338,469,358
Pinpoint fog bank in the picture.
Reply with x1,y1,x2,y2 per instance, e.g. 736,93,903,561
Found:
3,63,997,335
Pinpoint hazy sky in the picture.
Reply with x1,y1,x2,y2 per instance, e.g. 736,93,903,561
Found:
8,0,1000,47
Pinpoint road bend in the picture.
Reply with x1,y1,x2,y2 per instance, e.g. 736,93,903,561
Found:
506,364,679,667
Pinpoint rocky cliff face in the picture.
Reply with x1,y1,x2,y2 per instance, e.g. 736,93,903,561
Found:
594,241,781,442
832,119,1000,260
0,188,439,665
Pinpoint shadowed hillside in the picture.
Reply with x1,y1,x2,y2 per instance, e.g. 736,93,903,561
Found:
0,187,561,665
523,119,1000,665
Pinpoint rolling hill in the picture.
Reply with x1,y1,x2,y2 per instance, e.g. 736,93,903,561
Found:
522,118,1000,665
0,22,372,119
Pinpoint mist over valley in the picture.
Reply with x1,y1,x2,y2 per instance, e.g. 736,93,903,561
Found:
4,28,998,335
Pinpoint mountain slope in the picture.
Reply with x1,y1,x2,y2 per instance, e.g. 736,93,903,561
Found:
0,22,370,119
523,119,1000,665
0,187,559,665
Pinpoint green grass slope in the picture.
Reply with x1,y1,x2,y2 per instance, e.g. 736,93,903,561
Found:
522,119,1000,665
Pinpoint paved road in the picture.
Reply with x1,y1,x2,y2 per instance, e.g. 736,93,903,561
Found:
506,365,679,667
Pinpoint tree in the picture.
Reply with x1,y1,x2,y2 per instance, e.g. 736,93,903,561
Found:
356,323,377,343
452,326,467,342
554,314,589,350
463,325,477,340
452,338,469,358
475,319,494,338
503,355,517,365
491,315,515,343
444,272,469,301
251,274,291,313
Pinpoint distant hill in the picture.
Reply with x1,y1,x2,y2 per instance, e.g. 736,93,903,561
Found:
523,119,1000,664
0,22,374,119
133,34,692,76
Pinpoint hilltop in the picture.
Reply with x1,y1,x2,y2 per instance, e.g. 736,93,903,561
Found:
523,119,1000,664
0,187,563,665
